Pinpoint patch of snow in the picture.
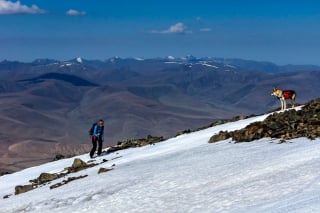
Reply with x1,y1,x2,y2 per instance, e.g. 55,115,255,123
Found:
134,57,144,61
109,56,120,63
164,61,183,65
197,62,219,69
76,57,82,63
59,62,73,68
224,64,236,69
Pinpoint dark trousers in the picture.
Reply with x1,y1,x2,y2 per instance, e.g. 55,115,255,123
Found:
90,135,103,157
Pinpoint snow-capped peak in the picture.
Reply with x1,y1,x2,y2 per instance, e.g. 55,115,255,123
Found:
76,57,83,63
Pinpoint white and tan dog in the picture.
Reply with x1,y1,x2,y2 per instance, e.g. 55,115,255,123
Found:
271,87,296,110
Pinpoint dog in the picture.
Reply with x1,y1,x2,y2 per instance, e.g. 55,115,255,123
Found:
271,87,296,110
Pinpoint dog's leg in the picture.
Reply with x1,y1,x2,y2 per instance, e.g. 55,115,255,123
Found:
280,97,286,110
291,99,294,108
291,93,296,108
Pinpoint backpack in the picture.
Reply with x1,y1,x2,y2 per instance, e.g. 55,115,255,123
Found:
89,123,97,136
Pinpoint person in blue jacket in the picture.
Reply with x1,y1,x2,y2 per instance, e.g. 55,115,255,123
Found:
90,119,104,158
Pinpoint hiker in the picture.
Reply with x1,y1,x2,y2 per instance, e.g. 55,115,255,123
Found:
90,119,104,158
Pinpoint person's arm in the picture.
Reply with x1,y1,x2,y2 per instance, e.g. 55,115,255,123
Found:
93,125,99,137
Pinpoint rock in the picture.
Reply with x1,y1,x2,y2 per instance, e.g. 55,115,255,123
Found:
146,135,164,144
3,194,12,199
176,129,191,136
53,154,65,161
0,171,11,176
30,172,61,185
209,131,231,143
108,135,164,153
15,184,35,195
50,175,88,189
72,158,88,169
66,158,96,173
98,167,113,174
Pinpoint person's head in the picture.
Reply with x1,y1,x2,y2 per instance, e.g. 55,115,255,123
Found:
98,119,104,126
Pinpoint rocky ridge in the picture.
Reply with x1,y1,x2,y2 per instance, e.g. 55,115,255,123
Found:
209,98,320,143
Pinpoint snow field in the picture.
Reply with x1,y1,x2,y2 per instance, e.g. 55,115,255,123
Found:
0,109,319,213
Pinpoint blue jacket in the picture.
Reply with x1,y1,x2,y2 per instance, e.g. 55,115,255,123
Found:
93,125,104,140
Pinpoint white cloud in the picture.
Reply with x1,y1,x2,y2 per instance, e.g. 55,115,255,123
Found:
66,9,86,16
151,22,192,34
200,28,212,32
0,0,45,15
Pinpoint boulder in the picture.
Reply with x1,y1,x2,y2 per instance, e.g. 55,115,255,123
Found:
72,158,88,169
98,167,113,174
209,131,231,143
30,172,61,185
15,184,35,195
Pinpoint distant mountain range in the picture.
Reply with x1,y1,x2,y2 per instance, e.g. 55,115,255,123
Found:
0,56,319,173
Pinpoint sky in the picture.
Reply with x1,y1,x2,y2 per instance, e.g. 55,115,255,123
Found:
1,107,320,212
1,0,320,65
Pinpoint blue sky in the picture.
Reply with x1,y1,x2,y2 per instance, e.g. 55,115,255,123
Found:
1,0,320,64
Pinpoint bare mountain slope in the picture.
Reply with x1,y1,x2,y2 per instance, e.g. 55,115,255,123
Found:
0,57,320,173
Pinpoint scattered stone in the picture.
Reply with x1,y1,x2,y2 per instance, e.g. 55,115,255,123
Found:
3,194,12,199
98,167,113,174
15,184,36,195
176,129,191,136
0,171,11,177
52,153,76,162
108,135,164,153
209,131,230,143
30,172,62,185
177,114,257,137
14,158,96,196
111,156,122,161
50,175,88,189
198,114,255,132
72,158,87,168
66,158,97,173
53,154,65,161
87,159,96,164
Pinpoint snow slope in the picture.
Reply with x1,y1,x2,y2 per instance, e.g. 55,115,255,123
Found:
1,110,320,213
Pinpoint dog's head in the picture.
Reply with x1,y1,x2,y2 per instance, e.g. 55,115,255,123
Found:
271,87,282,97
